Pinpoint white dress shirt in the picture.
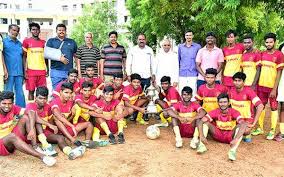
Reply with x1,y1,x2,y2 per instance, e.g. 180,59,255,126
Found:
126,45,154,78
154,50,179,84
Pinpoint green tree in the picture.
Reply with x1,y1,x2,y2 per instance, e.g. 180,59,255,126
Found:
71,1,117,48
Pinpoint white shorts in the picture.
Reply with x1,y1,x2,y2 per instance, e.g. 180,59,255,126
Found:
277,71,284,102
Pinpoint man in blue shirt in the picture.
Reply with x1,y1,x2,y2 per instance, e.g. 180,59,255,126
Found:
3,24,25,107
46,24,77,89
178,30,201,100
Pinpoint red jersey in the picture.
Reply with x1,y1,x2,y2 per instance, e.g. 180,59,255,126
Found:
241,49,261,86
205,108,241,131
172,101,202,119
79,77,103,89
195,84,227,112
159,86,181,107
74,94,97,106
22,37,46,76
258,50,284,92
100,84,124,100
223,43,245,86
25,102,52,129
93,99,122,116
52,80,80,98
122,84,144,105
50,97,74,121
0,105,24,139
229,87,262,120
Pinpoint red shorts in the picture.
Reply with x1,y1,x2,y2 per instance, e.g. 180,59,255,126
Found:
26,75,46,91
179,123,195,138
212,127,234,144
0,126,27,156
257,90,278,109
96,120,118,135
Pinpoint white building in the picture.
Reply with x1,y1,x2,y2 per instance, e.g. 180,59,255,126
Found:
0,0,129,41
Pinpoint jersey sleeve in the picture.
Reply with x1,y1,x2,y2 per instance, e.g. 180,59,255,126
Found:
22,39,28,52
248,88,262,107
276,51,284,70
122,86,131,101
13,105,25,116
193,102,203,112
74,94,83,103
195,86,203,101
171,102,180,112
231,108,242,123
206,109,218,122
168,88,180,104
255,50,261,66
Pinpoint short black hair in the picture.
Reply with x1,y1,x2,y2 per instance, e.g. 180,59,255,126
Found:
264,32,276,42
206,32,216,38
35,86,49,97
130,73,141,81
68,68,78,76
0,91,14,102
109,31,118,37
137,33,146,39
181,86,193,95
103,85,114,93
29,22,40,31
205,68,217,76
233,72,246,81
61,82,73,91
185,30,193,34
56,23,66,30
243,34,254,41
8,24,20,31
279,43,284,51
225,29,237,37
113,73,123,79
217,92,229,102
81,81,93,89
85,64,95,69
160,76,171,83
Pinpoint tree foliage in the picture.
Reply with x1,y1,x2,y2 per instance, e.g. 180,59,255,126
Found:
127,0,284,48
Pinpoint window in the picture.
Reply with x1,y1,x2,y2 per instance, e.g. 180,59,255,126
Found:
73,19,77,24
81,4,84,8
28,3,32,9
73,4,76,9
62,5,68,11
124,16,128,23
0,18,8,24
15,4,20,9
16,19,20,25
62,20,68,26
0,3,8,9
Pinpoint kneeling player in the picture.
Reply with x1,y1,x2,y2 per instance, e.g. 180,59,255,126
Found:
197,93,247,161
50,82,94,148
91,86,125,144
27,86,87,160
0,91,56,166
167,86,206,148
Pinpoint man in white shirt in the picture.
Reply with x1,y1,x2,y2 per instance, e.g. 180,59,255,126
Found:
126,34,154,89
154,39,179,87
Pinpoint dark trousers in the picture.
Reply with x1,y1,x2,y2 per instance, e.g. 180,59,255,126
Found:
141,77,151,90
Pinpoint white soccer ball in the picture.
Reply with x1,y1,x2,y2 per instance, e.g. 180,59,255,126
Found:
146,125,160,140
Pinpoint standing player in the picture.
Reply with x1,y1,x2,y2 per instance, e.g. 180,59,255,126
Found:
52,68,80,98
92,86,125,144
197,93,248,161
155,76,181,127
26,86,87,159
0,91,56,166
252,33,284,140
167,86,206,148
123,73,149,125
229,72,264,142
50,82,94,146
222,30,245,89
23,22,48,101
240,34,261,89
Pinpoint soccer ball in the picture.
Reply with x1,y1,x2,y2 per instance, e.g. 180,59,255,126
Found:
146,125,160,140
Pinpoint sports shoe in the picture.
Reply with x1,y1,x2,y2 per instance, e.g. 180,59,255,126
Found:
81,140,97,149
108,133,117,144
242,135,252,143
154,122,168,127
197,143,207,154
43,144,58,156
34,145,45,154
251,128,264,136
68,146,86,160
175,138,183,148
274,133,284,142
136,118,149,125
190,138,199,149
129,112,138,121
94,140,109,147
123,119,127,128
42,156,56,166
228,149,237,161
143,114,149,121
74,140,82,146
266,130,275,140
117,132,125,144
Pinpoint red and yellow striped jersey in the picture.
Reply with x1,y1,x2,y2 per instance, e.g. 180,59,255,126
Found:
241,49,261,86
50,97,74,121
122,84,144,105
159,86,181,107
172,101,202,121
93,99,122,116
25,102,52,129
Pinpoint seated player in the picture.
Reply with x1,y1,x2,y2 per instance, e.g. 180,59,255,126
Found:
0,91,56,166
50,82,94,148
229,72,264,142
155,76,181,127
91,86,125,144
26,86,87,160
122,73,149,125
52,68,80,99
79,64,104,96
197,93,248,161
167,86,206,148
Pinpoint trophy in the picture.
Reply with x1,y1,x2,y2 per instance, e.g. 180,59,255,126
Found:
145,84,159,120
